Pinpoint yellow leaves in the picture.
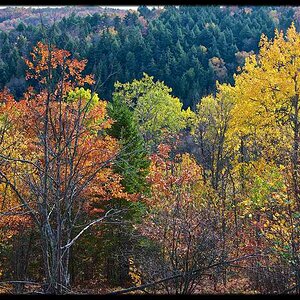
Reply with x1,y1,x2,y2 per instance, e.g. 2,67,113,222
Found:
258,33,268,48
286,22,297,42
229,40,300,255
181,106,196,128
225,24,300,177
129,257,142,286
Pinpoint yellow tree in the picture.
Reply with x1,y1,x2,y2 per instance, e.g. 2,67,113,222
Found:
191,83,243,284
227,23,300,292
231,23,300,205
192,82,235,190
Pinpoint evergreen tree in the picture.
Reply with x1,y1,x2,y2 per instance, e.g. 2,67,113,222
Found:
107,94,150,195
101,93,150,286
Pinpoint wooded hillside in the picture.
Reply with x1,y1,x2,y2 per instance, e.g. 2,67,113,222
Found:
1,5,300,295
1,6,300,108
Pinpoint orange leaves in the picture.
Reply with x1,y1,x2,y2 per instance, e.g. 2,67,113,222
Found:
0,87,15,108
0,213,32,242
139,144,220,268
0,42,136,236
24,41,95,95
25,41,71,77
14,92,129,209
147,143,203,206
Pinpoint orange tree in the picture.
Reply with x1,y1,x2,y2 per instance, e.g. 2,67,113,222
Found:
136,143,223,294
0,88,34,287
0,42,132,294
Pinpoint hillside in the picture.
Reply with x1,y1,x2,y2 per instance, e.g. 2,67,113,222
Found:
0,6,127,31
1,6,300,108
1,5,300,295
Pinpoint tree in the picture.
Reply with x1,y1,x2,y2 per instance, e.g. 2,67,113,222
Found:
138,6,151,19
0,42,131,294
192,83,235,190
0,88,32,246
220,23,300,292
208,57,228,82
136,144,223,294
113,73,194,147
232,23,300,209
107,93,150,195
100,91,150,286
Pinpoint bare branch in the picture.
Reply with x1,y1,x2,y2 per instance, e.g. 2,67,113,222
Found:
61,209,122,251
108,253,259,295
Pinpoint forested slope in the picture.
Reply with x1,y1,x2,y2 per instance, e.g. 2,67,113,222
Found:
1,6,300,295
1,5,299,108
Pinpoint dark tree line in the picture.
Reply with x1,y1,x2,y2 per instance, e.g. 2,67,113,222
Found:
0,5,299,109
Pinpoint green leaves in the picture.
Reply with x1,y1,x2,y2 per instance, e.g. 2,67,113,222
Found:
66,87,99,108
113,73,194,145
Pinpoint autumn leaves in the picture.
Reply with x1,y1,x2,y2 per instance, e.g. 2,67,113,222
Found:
1,22,300,293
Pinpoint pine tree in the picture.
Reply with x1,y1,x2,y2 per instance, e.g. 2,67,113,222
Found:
107,94,150,194
101,94,150,286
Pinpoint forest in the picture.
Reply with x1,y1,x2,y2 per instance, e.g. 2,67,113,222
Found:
0,5,300,295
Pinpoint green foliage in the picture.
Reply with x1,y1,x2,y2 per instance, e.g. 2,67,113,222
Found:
103,94,151,287
107,93,150,194
113,73,194,144
66,87,99,109
0,6,298,107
